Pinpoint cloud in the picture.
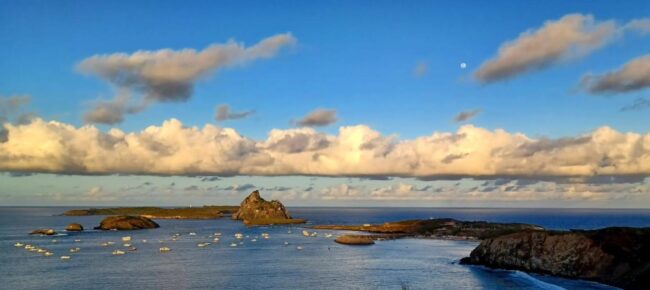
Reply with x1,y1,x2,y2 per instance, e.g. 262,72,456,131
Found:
79,33,296,124
413,61,428,77
581,55,650,94
474,14,617,83
1,95,34,142
625,18,650,35
215,104,254,121
295,109,337,127
453,109,481,123
620,97,650,112
3,118,650,178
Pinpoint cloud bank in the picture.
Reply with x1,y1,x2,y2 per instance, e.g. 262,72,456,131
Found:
581,55,650,94
79,33,296,124
2,118,650,178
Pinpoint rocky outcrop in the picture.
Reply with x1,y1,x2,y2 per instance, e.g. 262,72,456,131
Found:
30,228,57,235
63,206,237,219
335,235,375,245
94,215,159,231
232,190,305,225
460,227,650,289
65,223,84,231
312,218,542,240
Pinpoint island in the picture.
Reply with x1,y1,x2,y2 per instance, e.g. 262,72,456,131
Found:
460,227,650,290
312,218,542,240
62,205,239,219
94,215,160,230
232,190,306,225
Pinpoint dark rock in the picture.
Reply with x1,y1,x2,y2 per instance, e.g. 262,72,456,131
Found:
94,215,159,231
335,235,375,245
460,227,650,289
30,228,56,235
232,190,303,225
65,223,84,231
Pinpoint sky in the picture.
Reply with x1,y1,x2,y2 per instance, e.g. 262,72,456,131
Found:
1,1,650,207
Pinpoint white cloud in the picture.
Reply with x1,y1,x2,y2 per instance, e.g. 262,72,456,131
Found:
474,14,617,83
581,55,650,94
79,33,296,124
2,118,650,179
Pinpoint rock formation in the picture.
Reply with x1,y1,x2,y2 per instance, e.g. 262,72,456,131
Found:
335,235,375,245
94,215,160,230
232,190,304,225
460,227,650,289
65,223,84,231
30,228,57,235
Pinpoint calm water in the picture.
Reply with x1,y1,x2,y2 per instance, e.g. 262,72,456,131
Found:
2,207,649,290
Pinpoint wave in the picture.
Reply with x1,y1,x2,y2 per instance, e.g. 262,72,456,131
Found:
509,271,566,290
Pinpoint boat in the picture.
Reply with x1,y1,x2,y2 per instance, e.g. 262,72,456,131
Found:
44,252,54,256
121,236,131,242
159,247,171,252
310,232,318,237
127,246,137,251
234,233,243,239
213,237,220,242
51,239,57,243
296,246,303,250
101,242,110,247
123,243,131,247
189,232,197,236
14,242,24,247
284,241,290,246
37,248,46,253
230,243,238,247
197,242,210,247
112,250,125,255
107,241,115,245
74,239,81,242
302,230,310,237
60,256,71,260
141,239,148,243
325,234,333,238
69,247,80,253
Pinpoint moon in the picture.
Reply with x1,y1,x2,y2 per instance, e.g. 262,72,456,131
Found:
460,62,467,69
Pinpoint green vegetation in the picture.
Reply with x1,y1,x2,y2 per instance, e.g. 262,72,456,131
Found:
63,205,239,219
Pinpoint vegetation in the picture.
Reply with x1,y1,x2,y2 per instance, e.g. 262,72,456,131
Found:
243,217,306,226
63,205,239,219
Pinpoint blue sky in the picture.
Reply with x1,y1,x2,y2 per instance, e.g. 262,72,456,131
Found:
1,1,650,207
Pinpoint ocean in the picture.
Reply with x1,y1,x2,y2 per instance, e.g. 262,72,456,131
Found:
2,207,649,290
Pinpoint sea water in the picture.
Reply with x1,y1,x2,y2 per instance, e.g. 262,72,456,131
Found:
2,207,649,290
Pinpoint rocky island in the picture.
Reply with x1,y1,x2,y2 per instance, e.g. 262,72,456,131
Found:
63,205,238,219
312,218,542,240
232,190,305,225
94,215,160,230
460,227,650,290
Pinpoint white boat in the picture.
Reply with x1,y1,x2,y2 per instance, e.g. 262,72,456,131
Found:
234,233,243,239
189,232,197,236
214,232,222,236
250,239,257,242
60,256,71,260
69,247,80,253
112,250,125,255
284,241,290,246
213,237,220,242
123,243,131,247
74,239,81,243
141,239,148,243
14,242,24,247
51,239,57,243
197,242,210,247
121,236,131,242
325,234,333,238
310,232,318,237
107,241,115,245
37,248,46,253
296,246,303,250
100,242,110,247
159,247,171,252
302,230,310,237
230,243,238,247
44,252,54,256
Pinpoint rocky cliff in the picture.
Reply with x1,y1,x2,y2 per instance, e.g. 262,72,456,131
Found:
232,190,304,225
460,227,650,289
94,215,160,230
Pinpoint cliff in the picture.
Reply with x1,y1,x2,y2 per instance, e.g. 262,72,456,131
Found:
94,215,160,230
460,227,650,289
232,190,305,225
